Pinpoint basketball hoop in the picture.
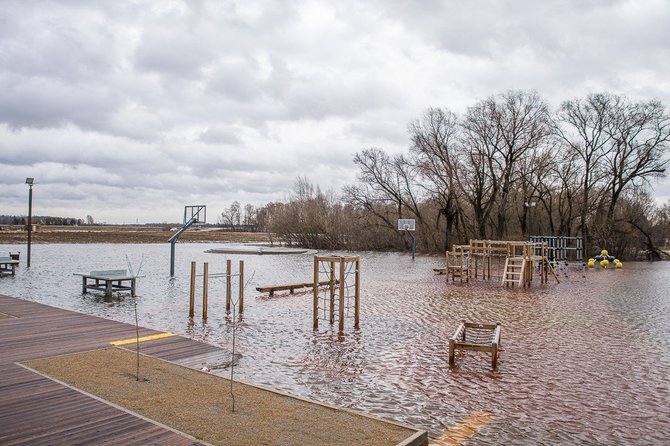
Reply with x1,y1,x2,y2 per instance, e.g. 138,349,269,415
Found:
184,205,206,224
397,219,415,231
397,219,416,260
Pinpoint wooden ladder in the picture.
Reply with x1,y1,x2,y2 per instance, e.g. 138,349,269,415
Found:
502,256,525,286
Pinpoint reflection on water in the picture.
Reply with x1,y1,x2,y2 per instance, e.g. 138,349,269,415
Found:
1,243,669,444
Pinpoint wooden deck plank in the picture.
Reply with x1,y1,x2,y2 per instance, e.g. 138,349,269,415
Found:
0,294,203,446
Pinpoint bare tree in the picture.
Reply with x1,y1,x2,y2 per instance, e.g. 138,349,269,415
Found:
603,98,670,221
218,201,242,228
461,91,552,238
515,144,557,236
346,148,438,250
409,107,464,249
548,149,582,236
256,91,667,258
350,148,405,219
554,93,670,252
243,204,257,227
554,93,617,252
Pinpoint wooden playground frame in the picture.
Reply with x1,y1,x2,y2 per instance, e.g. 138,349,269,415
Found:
445,240,559,287
188,260,244,320
313,255,360,333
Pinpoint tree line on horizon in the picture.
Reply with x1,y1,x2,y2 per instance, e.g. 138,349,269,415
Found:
0,214,83,226
251,91,670,260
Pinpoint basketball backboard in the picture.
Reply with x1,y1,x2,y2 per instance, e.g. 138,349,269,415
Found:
397,218,415,231
184,205,206,224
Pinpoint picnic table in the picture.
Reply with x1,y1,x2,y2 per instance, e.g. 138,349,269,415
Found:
74,270,143,296
0,257,19,276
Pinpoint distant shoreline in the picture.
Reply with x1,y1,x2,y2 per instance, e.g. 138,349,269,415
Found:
0,225,272,245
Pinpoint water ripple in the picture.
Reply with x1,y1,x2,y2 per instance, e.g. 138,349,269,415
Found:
1,244,669,444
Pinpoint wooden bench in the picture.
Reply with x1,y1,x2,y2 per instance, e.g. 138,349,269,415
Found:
74,269,142,296
0,257,19,276
256,280,337,297
448,320,502,369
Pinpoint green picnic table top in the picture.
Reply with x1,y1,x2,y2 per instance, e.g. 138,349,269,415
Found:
74,270,142,280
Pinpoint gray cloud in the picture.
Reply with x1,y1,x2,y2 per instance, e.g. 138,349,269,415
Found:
198,125,242,145
1,0,668,222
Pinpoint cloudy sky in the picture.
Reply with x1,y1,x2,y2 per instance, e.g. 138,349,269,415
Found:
1,0,669,224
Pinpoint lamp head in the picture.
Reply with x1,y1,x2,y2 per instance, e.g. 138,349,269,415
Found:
25,178,34,185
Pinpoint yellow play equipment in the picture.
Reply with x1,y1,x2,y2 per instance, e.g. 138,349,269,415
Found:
588,249,623,269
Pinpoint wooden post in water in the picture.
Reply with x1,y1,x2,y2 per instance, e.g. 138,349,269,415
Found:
238,260,244,313
226,259,232,312
488,241,492,279
202,262,209,320
189,261,196,318
338,258,345,333
329,260,336,324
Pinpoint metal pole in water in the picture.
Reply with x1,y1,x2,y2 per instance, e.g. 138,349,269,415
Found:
238,260,244,314
26,180,33,268
406,229,416,261
226,259,232,312
170,240,176,277
313,257,319,330
202,262,208,320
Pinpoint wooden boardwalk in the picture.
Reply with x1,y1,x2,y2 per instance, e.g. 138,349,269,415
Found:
0,294,208,446
0,294,427,446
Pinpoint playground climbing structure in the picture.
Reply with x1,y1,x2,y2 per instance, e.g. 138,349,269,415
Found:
445,240,560,287
313,255,360,333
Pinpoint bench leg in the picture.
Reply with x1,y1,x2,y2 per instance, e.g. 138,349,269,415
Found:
491,343,498,369
448,339,455,366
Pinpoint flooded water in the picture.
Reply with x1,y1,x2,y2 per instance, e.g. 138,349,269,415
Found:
1,242,669,445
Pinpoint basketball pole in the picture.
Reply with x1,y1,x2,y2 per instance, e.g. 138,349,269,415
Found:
168,205,206,277
405,227,416,260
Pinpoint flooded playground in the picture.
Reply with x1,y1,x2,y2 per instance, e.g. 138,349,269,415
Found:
1,242,669,445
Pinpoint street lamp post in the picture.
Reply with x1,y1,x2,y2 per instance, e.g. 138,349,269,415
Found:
26,178,34,267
